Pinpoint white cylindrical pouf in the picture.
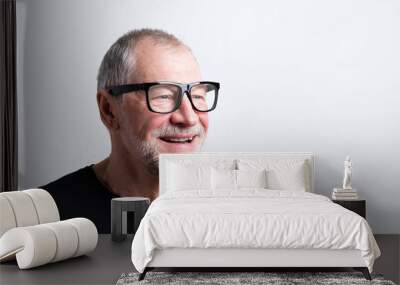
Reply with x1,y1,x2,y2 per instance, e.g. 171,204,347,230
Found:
0,226,57,269
0,195,17,237
42,221,79,262
24,189,60,224
65,218,98,257
0,219,98,269
1,192,39,227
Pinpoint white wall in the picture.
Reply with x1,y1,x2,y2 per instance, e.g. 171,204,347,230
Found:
16,0,400,233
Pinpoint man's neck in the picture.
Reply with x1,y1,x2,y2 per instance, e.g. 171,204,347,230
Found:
92,154,159,201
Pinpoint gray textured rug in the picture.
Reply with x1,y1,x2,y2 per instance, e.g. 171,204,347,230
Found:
116,272,396,285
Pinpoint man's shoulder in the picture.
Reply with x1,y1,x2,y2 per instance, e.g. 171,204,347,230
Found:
39,165,116,233
40,165,99,192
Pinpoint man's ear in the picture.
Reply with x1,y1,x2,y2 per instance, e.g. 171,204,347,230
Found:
97,90,120,130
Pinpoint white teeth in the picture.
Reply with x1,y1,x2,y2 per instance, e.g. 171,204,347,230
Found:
163,137,193,143
170,138,191,142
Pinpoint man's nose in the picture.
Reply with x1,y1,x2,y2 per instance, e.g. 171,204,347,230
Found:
169,94,198,127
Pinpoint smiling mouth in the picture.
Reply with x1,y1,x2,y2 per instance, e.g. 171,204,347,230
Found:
159,136,195,143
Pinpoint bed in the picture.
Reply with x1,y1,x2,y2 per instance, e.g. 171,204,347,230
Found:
131,152,380,280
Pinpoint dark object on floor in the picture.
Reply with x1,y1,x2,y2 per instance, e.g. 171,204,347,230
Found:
111,197,149,242
117,271,395,285
354,267,372,280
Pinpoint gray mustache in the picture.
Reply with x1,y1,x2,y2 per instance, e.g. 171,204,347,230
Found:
153,125,205,138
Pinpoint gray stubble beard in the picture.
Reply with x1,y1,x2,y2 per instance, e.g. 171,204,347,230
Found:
135,125,206,177
136,139,160,176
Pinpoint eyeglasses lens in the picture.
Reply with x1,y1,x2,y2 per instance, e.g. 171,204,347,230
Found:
190,83,217,112
148,84,181,113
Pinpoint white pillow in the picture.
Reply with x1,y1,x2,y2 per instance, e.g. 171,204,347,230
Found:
211,168,236,190
267,162,306,191
166,163,212,191
236,169,268,189
238,159,308,191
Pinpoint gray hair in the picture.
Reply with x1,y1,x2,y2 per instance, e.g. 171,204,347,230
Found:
97,28,188,91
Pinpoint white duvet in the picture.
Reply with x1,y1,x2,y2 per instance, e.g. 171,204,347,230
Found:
131,190,380,273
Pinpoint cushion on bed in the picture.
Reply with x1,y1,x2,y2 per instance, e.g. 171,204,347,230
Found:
211,168,237,190
236,169,268,189
211,169,268,191
163,156,310,192
165,159,236,192
166,163,212,191
237,159,309,191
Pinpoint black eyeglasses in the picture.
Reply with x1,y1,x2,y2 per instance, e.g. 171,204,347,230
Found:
106,81,220,114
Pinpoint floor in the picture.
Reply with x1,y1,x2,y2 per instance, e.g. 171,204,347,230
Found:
0,234,398,284
374,234,400,284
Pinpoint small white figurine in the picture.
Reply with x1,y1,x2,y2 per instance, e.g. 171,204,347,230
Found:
342,156,352,190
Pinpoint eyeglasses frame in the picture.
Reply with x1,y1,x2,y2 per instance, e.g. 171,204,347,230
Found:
106,81,220,114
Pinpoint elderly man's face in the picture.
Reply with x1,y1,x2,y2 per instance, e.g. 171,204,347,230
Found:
116,39,208,171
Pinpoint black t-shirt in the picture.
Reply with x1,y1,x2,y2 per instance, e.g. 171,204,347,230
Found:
40,165,118,233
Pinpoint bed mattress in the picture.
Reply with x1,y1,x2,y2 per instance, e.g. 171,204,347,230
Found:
131,190,380,273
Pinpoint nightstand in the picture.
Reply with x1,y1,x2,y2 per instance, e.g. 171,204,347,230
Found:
332,199,366,218
111,197,150,241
